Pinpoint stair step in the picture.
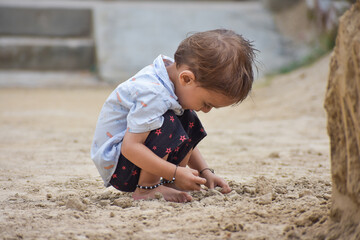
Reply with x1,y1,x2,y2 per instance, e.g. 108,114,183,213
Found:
0,6,92,37
0,37,95,70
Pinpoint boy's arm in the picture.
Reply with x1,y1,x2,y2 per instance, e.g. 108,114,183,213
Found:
187,147,209,173
121,130,206,191
188,147,231,193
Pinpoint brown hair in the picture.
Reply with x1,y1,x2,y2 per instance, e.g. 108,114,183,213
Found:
174,29,257,104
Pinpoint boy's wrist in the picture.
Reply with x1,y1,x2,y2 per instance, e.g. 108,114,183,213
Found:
199,167,214,175
164,164,179,181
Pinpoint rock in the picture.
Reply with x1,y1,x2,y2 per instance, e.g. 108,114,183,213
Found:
324,0,360,219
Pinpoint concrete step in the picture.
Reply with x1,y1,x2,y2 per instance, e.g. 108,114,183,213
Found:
0,70,104,88
0,6,92,37
0,37,95,70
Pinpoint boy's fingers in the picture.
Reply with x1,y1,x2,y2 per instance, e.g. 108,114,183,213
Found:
222,186,232,194
219,181,232,194
192,183,201,191
194,176,207,185
191,169,199,176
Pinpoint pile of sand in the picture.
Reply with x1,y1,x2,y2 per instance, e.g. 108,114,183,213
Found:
0,54,334,239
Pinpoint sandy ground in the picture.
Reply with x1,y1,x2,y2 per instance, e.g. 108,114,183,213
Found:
0,55,334,240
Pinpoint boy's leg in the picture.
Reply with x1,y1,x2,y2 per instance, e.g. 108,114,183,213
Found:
133,149,194,203
110,110,206,202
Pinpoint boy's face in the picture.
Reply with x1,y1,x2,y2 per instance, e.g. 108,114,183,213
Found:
176,78,235,113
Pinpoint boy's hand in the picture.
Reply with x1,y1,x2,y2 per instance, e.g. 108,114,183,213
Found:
201,170,231,194
175,166,207,191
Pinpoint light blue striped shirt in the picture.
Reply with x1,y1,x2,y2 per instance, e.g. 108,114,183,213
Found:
91,55,184,186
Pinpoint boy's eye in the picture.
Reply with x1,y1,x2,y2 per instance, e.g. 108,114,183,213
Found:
204,103,212,109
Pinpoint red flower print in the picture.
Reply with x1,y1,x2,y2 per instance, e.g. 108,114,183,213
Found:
169,134,172,139
155,129,162,136
179,135,186,142
122,166,126,170
170,116,175,122
132,170,138,176
189,122,194,128
153,146,157,151
165,148,172,154
188,138,192,143
175,147,180,152
200,128,204,132
112,174,117,179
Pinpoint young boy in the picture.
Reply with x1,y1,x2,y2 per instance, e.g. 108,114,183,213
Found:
91,29,256,203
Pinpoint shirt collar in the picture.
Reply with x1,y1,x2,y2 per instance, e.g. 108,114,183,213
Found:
153,54,177,99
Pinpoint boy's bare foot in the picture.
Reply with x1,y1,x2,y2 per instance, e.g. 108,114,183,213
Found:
132,185,192,203
162,182,181,190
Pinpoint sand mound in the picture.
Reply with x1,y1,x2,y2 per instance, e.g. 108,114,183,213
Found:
324,2,360,239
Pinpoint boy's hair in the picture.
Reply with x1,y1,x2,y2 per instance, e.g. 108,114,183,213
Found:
174,29,257,104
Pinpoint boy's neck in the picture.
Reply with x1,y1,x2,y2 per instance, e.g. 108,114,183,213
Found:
166,63,179,87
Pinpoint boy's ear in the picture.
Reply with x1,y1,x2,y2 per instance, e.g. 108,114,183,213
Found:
179,70,195,85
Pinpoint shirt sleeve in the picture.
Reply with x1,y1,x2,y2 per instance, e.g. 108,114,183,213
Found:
126,80,170,133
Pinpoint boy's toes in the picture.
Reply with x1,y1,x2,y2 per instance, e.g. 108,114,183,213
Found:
178,192,192,203
172,192,191,203
184,193,192,202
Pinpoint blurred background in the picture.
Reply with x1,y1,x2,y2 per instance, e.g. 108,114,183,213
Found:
0,0,354,86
